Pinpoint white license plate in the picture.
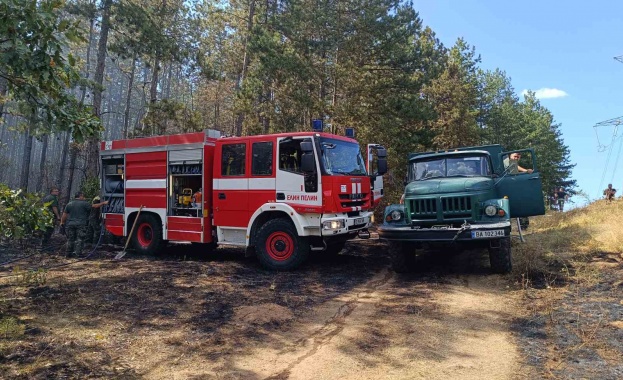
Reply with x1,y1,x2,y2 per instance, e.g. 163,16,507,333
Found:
354,217,365,225
471,230,505,239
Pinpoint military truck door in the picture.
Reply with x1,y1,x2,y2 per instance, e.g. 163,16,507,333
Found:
497,149,545,217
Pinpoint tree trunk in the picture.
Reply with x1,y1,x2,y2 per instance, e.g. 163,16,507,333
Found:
86,0,112,179
150,56,160,104
63,145,78,206
20,125,33,191
234,0,256,136
37,134,49,192
123,54,137,139
0,77,7,117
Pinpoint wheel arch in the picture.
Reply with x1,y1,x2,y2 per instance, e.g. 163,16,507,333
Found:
248,210,293,248
126,209,165,238
246,203,318,246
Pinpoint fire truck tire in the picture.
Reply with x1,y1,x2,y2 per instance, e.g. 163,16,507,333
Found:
390,241,417,273
131,214,165,255
256,218,309,271
488,237,512,274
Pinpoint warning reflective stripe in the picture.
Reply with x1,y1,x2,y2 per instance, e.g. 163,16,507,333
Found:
126,179,166,189
214,178,277,190
351,183,356,194
357,183,361,193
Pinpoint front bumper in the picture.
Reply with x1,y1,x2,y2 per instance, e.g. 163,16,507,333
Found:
378,221,511,242
320,211,372,236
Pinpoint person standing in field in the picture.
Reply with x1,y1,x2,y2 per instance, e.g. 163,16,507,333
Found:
41,187,61,245
60,191,108,257
555,187,568,212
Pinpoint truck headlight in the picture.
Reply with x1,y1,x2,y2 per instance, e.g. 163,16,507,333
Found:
390,210,403,221
484,205,497,216
323,220,345,230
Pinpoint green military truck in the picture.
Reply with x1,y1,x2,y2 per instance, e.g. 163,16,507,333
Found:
378,145,545,274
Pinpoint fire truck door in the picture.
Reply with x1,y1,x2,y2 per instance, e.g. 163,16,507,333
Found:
276,137,322,208
213,142,249,227
367,144,387,206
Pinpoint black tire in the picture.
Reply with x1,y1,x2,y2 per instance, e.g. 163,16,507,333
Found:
489,237,512,274
130,214,165,255
255,218,309,271
390,241,417,273
325,242,346,256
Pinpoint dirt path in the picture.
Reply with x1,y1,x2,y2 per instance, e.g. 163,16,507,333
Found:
204,272,520,380
0,241,523,380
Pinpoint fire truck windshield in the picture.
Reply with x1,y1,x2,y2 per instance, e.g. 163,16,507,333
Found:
320,137,367,176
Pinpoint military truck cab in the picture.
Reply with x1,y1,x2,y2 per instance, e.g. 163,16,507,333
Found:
378,145,545,273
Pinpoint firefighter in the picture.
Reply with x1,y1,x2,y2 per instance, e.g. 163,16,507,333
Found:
86,195,104,246
60,191,108,257
41,187,61,246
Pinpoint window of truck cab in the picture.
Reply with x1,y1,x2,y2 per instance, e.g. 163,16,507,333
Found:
408,154,492,181
319,137,367,176
221,143,246,176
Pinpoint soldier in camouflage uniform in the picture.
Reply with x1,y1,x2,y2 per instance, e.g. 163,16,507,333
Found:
60,191,108,257
41,187,61,245
87,196,103,246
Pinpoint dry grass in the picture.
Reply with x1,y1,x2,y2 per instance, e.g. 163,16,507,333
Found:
512,199,623,287
512,200,623,378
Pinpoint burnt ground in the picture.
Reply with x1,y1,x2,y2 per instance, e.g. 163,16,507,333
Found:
0,235,621,379
513,252,623,380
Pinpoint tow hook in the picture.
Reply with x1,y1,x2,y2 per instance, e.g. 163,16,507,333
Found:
358,229,371,239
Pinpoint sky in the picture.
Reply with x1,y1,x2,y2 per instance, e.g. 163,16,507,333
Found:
412,0,623,207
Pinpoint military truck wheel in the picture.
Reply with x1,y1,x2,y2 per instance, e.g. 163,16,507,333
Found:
488,237,512,274
390,241,417,273
131,214,165,255
256,218,309,271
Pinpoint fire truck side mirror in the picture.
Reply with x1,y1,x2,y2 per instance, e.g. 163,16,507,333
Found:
300,141,315,173
376,148,388,175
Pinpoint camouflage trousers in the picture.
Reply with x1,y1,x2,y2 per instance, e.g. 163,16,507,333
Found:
42,220,58,245
66,225,87,256
87,218,101,245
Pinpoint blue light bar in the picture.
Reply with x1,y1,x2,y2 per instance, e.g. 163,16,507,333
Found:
345,128,355,138
312,119,323,131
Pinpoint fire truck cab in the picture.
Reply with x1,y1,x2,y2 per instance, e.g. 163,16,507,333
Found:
100,129,387,270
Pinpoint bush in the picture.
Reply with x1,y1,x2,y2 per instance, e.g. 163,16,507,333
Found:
0,184,52,240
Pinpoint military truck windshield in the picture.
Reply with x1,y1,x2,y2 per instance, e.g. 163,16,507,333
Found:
320,137,367,176
408,155,491,181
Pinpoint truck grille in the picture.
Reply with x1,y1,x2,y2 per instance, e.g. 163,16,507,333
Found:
409,196,472,220
410,198,437,219
441,196,472,217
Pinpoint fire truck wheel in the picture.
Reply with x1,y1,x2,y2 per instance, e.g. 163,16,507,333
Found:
256,218,309,271
131,214,165,255
488,237,512,274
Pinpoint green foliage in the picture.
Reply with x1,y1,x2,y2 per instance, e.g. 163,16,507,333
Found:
11,266,48,287
0,184,52,240
0,315,25,339
0,0,102,142
140,99,202,137
80,176,100,200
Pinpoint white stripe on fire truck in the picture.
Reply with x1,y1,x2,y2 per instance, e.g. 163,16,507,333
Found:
125,179,166,189
214,178,277,191
213,178,247,190
351,206,361,212
351,183,356,194
357,183,361,193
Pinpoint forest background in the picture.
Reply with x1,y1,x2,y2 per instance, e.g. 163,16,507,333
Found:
0,0,575,207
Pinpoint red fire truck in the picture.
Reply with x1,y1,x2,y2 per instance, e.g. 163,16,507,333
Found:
100,129,387,270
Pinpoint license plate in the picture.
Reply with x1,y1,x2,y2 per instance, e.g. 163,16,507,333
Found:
471,229,505,238
354,217,365,225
